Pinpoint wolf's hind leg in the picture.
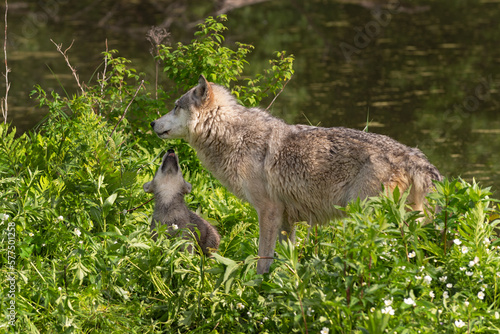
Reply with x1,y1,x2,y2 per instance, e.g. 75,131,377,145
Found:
279,211,296,243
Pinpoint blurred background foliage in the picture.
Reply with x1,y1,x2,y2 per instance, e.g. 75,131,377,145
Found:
2,0,500,191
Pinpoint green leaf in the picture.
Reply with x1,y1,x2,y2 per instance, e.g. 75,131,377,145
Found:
103,192,118,218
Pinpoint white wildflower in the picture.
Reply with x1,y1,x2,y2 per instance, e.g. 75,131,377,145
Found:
381,306,395,315
443,291,449,299
447,283,453,289
439,276,447,282
423,275,432,285
57,215,64,221
236,303,245,310
461,246,468,254
429,291,435,298
469,261,475,267
307,307,315,316
408,251,416,258
464,301,469,307
320,327,330,334
415,275,422,280
29,232,34,237
74,228,81,237
384,298,393,306
454,319,466,328
453,238,462,245
404,298,416,306
172,224,179,230
484,237,490,245
478,291,485,300
495,312,499,320
466,271,473,276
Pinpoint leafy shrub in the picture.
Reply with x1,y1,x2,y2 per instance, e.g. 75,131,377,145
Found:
158,15,294,107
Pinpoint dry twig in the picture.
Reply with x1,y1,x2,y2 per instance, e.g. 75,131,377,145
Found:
99,39,109,97
146,26,170,104
265,77,292,112
1,0,10,124
50,39,85,94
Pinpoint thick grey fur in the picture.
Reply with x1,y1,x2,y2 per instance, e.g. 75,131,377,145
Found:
143,150,220,255
151,75,442,273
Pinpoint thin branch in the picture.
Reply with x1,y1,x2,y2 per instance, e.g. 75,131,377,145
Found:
265,76,291,111
106,80,144,146
1,0,10,124
146,26,169,116
50,39,85,95
124,197,154,213
99,39,109,96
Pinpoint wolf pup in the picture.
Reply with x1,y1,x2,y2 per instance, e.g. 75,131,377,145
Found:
150,75,442,274
143,149,220,255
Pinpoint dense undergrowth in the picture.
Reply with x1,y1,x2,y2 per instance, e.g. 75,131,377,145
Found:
1,16,500,333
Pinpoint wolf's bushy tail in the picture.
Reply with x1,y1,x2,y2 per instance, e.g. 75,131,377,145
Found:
405,152,443,210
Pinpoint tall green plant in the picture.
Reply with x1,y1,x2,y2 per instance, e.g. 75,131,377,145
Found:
158,15,294,107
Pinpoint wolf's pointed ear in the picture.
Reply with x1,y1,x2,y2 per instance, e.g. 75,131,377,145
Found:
143,181,153,193
194,75,214,107
198,74,208,86
184,181,192,194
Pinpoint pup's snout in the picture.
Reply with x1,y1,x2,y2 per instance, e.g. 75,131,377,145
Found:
150,121,155,129
167,149,175,154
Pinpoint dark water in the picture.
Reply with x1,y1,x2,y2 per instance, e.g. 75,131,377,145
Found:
3,0,500,192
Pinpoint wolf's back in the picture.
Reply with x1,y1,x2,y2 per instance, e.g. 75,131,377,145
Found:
266,126,442,223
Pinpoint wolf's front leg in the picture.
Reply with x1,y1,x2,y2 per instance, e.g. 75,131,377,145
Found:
256,203,284,274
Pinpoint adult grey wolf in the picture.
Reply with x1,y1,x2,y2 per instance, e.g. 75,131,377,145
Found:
150,75,442,274
143,149,220,255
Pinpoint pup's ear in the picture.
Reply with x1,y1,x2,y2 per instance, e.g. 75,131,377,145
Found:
143,181,153,193
183,181,192,194
194,75,213,107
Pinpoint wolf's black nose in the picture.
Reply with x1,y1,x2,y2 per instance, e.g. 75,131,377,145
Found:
167,149,175,154
150,121,155,128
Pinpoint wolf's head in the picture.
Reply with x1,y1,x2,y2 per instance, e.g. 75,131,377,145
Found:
143,149,192,198
150,75,215,140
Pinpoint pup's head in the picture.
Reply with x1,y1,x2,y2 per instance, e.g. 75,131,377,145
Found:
143,149,192,196
150,75,214,140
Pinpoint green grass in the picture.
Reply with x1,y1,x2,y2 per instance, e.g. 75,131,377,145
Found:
1,15,500,334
